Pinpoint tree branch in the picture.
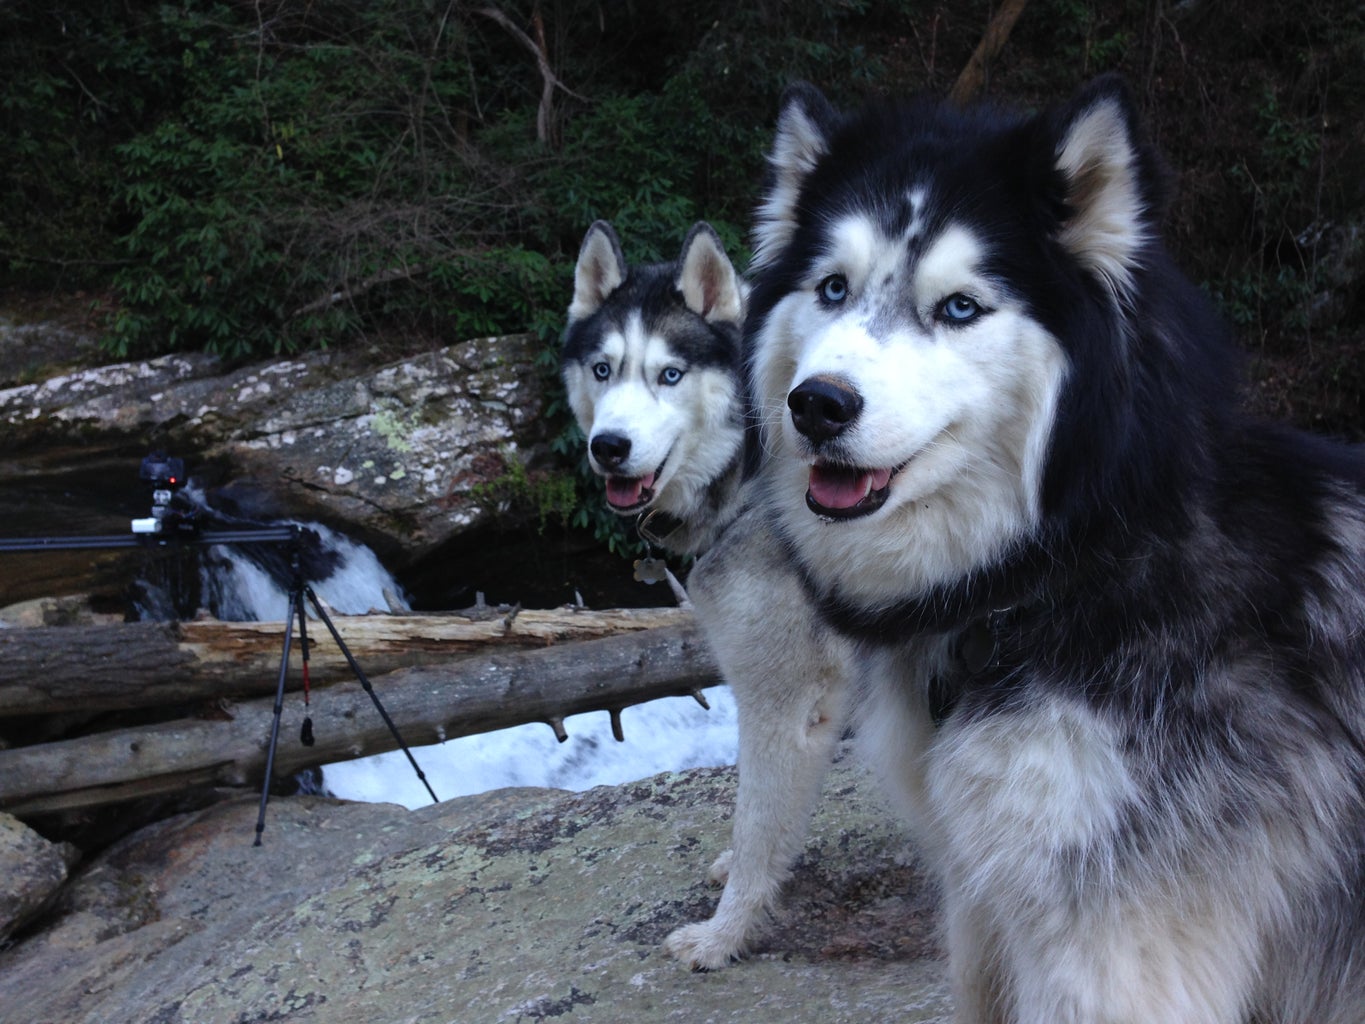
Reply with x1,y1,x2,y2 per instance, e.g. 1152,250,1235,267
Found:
473,5,585,145
289,262,431,318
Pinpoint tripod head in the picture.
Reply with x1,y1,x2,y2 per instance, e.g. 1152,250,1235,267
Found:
132,451,192,535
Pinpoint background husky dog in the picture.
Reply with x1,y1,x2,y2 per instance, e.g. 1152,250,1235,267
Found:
562,221,746,554
563,220,858,963
668,76,1365,1023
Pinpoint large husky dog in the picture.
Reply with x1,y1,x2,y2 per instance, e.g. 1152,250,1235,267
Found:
562,221,747,554
668,76,1365,1023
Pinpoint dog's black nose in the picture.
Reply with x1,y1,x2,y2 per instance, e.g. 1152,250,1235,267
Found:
590,432,632,469
788,377,863,442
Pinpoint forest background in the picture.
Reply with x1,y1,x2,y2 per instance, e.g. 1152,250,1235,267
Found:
2,0,1362,551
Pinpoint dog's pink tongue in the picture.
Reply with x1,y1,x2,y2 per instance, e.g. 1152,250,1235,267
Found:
808,464,891,509
606,473,655,508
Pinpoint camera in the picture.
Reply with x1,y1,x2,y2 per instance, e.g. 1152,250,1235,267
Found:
131,451,188,534
140,452,185,490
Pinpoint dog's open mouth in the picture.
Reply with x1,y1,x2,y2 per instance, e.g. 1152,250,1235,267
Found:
806,460,897,519
605,472,657,512
604,454,669,513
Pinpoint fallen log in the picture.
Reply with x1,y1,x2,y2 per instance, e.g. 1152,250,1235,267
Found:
0,622,722,817
0,606,692,717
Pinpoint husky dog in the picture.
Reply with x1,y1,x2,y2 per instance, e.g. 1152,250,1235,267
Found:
563,220,858,954
562,221,747,555
667,76,1365,1024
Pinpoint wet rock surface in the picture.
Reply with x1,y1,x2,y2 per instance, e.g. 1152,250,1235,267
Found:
0,763,950,1024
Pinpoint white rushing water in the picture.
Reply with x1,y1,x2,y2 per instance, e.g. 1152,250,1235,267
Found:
324,691,738,809
203,521,738,807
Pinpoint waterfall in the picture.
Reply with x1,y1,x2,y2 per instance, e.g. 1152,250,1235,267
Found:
200,522,410,619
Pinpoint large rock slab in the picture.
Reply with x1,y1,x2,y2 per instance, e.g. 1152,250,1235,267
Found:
0,763,950,1023
0,332,549,560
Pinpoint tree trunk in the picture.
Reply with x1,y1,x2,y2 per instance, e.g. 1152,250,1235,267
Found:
950,0,1031,105
0,623,720,816
0,607,692,717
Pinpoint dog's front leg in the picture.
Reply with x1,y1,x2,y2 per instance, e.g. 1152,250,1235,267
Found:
663,514,851,970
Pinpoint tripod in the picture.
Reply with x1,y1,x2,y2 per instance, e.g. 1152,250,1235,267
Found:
256,526,438,845
0,515,438,843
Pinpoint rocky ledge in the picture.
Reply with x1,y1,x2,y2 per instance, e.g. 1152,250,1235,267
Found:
0,331,549,555
0,762,949,1024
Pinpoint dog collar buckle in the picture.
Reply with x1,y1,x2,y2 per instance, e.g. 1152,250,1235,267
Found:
959,607,1014,675
637,509,685,548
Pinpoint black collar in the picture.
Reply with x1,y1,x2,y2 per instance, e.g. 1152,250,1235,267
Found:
954,606,1021,675
771,513,1085,646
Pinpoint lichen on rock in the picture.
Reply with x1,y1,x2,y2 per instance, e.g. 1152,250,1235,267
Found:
0,763,950,1023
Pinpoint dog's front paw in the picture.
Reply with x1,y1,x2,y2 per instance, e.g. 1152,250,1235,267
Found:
663,920,747,971
706,849,733,885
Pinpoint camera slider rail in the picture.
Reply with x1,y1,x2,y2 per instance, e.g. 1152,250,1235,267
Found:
0,525,299,553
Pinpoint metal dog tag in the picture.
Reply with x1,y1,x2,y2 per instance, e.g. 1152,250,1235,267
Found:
633,557,668,584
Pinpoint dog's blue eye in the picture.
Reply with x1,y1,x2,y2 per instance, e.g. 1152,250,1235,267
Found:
817,274,848,305
938,294,982,324
593,362,611,381
659,367,684,386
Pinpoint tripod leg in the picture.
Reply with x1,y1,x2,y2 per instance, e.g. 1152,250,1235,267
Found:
305,587,439,804
298,600,314,747
254,585,301,846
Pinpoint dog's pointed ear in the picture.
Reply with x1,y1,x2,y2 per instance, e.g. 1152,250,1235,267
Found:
1050,75,1160,301
752,83,838,272
677,222,743,325
569,221,628,324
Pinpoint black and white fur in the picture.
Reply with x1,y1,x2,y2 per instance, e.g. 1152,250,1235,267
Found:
563,222,856,961
667,76,1365,1024
562,221,746,554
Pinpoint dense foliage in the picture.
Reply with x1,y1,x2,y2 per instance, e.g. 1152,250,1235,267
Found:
0,0,912,358
3,0,1352,359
